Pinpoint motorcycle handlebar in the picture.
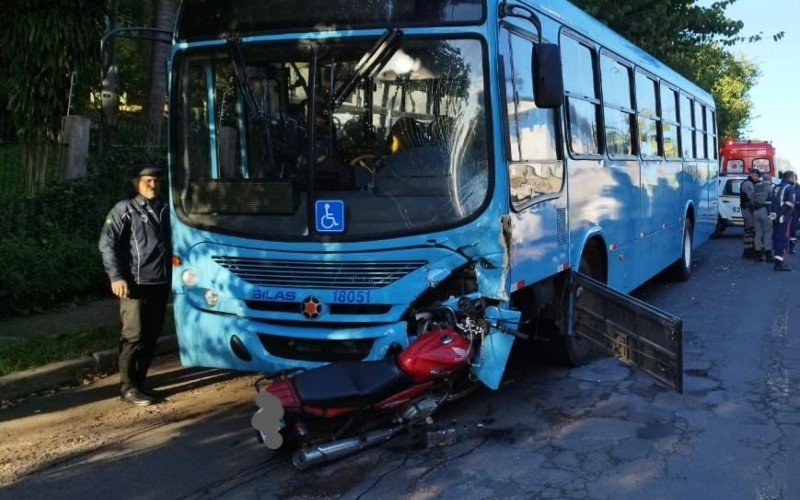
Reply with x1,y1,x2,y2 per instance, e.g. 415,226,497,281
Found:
494,323,529,341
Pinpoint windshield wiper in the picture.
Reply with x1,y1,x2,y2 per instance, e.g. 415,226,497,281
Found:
226,36,277,176
328,28,402,108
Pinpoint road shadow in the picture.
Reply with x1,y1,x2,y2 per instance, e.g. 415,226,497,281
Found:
0,358,249,424
0,399,298,499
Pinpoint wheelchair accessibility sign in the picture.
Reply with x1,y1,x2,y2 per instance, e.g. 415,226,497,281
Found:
315,200,345,233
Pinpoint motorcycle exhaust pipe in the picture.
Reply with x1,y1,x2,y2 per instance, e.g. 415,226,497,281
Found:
292,426,401,470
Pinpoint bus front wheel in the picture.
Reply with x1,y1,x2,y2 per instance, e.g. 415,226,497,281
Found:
545,248,603,367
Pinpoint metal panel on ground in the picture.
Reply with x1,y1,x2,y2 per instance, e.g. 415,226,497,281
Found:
569,271,683,393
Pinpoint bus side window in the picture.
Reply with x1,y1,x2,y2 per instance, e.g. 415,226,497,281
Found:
695,101,706,159
706,107,717,161
660,84,680,159
679,94,694,160
561,34,600,156
635,71,659,158
600,54,634,157
500,27,562,206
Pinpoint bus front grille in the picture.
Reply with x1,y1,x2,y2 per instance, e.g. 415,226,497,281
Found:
246,300,392,316
258,333,375,362
213,257,427,289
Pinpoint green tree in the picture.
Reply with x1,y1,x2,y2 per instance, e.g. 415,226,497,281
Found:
145,0,177,147
109,0,159,107
0,0,108,192
572,0,775,140
670,43,760,140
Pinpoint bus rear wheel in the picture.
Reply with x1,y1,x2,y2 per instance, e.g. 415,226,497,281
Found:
668,222,693,281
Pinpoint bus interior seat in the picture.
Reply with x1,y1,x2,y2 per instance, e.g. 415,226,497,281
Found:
387,117,426,153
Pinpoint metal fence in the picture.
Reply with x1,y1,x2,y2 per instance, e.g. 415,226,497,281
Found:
0,109,167,207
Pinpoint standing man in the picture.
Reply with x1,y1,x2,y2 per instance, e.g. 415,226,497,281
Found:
750,171,773,262
99,165,172,405
789,172,800,254
740,169,759,259
770,171,795,271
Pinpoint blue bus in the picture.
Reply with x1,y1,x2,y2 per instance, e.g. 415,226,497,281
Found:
163,0,717,391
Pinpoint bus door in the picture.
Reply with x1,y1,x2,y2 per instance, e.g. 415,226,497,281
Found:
568,271,683,392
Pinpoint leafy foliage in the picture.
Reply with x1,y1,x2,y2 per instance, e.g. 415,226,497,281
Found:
0,147,147,317
572,0,777,139
109,0,159,106
0,308,174,376
0,0,109,141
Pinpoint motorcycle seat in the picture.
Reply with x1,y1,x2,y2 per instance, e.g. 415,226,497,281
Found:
293,357,413,408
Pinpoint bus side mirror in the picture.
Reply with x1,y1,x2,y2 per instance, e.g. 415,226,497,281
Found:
533,43,563,109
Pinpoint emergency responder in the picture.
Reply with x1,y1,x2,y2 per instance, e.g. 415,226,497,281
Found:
99,164,172,406
770,170,795,271
789,172,800,254
740,169,759,259
750,171,773,262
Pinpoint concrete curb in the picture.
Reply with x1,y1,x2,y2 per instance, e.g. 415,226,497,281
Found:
0,335,178,402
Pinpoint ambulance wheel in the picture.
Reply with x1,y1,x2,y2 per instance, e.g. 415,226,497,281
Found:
669,222,693,281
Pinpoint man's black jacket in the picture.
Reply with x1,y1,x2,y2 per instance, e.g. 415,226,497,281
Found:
99,195,172,285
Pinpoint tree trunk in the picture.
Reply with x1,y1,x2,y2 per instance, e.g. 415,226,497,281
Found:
23,143,53,197
145,0,177,148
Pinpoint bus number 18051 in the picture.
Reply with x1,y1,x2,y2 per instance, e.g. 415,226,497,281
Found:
333,290,372,303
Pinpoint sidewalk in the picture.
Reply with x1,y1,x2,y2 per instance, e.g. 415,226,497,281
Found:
0,299,119,342
0,299,178,402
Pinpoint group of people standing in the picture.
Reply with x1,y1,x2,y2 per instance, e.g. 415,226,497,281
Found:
741,169,798,271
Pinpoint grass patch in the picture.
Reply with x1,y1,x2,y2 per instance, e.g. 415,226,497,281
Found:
0,309,175,377
0,325,119,377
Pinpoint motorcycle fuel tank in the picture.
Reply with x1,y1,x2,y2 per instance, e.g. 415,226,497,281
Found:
397,328,473,383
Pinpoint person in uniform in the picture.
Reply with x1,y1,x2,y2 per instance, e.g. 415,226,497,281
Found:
789,172,800,254
99,165,172,405
739,169,759,259
770,171,795,271
749,171,773,262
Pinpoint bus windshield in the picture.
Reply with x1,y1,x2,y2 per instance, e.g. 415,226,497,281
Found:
173,37,490,240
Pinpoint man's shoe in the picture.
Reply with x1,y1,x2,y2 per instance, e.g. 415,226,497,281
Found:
790,241,797,254
764,251,773,261
774,260,792,272
121,388,155,406
756,251,765,262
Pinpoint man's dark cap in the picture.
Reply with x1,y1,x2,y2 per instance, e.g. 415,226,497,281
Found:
750,169,763,177
130,164,163,178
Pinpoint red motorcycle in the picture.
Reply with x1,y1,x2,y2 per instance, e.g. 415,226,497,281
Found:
252,294,525,469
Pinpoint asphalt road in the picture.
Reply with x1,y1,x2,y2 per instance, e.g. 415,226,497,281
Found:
1,231,799,499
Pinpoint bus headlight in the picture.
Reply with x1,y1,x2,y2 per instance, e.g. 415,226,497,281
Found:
204,289,220,307
182,269,199,287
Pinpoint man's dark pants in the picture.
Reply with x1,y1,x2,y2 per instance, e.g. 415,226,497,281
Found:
773,215,792,262
119,283,170,394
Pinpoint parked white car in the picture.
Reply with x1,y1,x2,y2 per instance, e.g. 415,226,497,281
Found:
714,175,745,237
714,174,779,237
